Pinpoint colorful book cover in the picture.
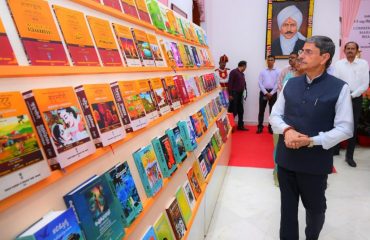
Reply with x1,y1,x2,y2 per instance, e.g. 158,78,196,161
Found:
196,47,205,66
63,175,125,240
0,18,17,65
184,76,200,101
214,130,223,148
178,18,190,40
134,0,152,23
23,87,95,170
199,48,211,66
7,0,69,66
161,40,176,69
190,46,201,67
110,81,148,132
149,78,171,116
177,120,197,152
202,144,214,170
146,33,165,67
200,108,209,129
141,226,157,240
170,42,183,67
190,113,203,138
53,6,100,66
121,0,139,18
75,84,125,148
192,160,205,187
162,76,181,110
216,119,227,143
0,92,50,200
137,79,159,122
195,27,205,45
165,198,187,240
186,167,201,200
182,180,195,210
112,23,142,67
132,144,163,197
151,134,177,178
146,0,166,30
194,76,205,95
175,17,185,39
183,44,195,67
175,187,192,225
102,0,122,11
173,75,190,105
153,213,175,240
165,127,186,164
211,134,221,154
131,28,155,66
104,161,143,227
197,110,207,133
177,43,192,67
16,208,85,240
197,153,209,179
165,9,179,35
206,142,217,165
86,16,123,66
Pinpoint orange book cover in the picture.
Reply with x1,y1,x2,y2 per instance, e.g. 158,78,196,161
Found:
53,5,100,66
159,39,176,69
163,76,181,110
6,0,69,66
131,28,155,66
23,87,96,170
192,160,205,187
146,33,165,67
86,16,123,66
149,78,170,116
75,84,125,147
134,0,151,23
166,10,179,35
0,92,50,200
121,0,139,18
0,18,17,65
186,167,201,200
136,79,159,122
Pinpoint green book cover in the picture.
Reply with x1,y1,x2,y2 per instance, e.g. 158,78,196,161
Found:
146,0,166,30
175,187,192,225
153,213,175,240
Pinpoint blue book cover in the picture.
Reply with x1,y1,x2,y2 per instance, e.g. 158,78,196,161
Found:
177,120,197,152
17,208,85,240
63,175,125,240
165,127,187,164
133,145,163,197
141,226,157,240
104,161,143,227
200,108,209,128
151,135,177,178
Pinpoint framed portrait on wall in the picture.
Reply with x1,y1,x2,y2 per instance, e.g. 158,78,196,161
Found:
265,0,314,59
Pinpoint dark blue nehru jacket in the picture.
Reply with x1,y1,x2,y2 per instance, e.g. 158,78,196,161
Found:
276,72,346,174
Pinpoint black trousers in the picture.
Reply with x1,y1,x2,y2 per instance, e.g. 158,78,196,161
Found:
258,90,277,128
278,166,327,240
230,91,244,128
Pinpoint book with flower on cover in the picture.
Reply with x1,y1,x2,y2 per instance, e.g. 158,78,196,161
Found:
137,79,159,122
149,78,171,116
121,0,139,18
146,33,166,67
134,0,152,23
131,28,155,66
0,18,17,65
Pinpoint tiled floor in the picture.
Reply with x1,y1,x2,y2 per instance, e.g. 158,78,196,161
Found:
205,147,370,240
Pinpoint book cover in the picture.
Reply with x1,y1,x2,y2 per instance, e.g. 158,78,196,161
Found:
190,46,201,67
110,81,148,132
158,5,170,33
177,120,197,152
165,198,187,240
131,28,155,66
102,0,122,11
175,187,192,225
151,134,177,178
53,6,100,66
186,167,201,200
75,84,125,148
183,44,196,67
194,76,205,96
173,75,190,105
137,79,159,122
132,144,163,197
176,17,186,39
197,110,207,133
0,92,50,200
202,144,215,171
63,175,125,240
153,213,175,240
178,18,190,40
184,76,200,101
192,160,205,187
23,87,96,170
189,113,203,138
200,108,209,129
177,43,192,67
0,18,17,65
86,16,123,66
160,41,176,69
216,119,227,143
199,48,211,66
182,180,195,210
165,9,179,35
149,78,171,116
134,0,152,23
6,0,69,66
161,76,181,110
146,0,166,30
214,130,224,148
16,208,85,240
165,127,186,164
146,33,165,67
112,23,142,67
196,47,205,67
141,226,157,240
104,161,143,227
121,0,139,18
170,42,183,68
211,135,220,155
197,153,209,179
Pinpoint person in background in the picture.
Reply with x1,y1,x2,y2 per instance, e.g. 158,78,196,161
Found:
278,51,298,91
270,35,353,240
333,41,369,167
228,61,248,131
257,55,280,134
215,54,230,88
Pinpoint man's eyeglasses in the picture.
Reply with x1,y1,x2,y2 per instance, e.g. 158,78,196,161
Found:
298,49,315,56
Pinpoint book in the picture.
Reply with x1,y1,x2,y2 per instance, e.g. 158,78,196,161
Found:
177,43,192,67
184,76,200,100
166,10,179,35
132,144,163,197
159,5,171,33
190,113,203,138
23,87,96,170
162,76,181,110
86,16,123,66
7,0,69,66
146,0,166,30
173,75,190,105
182,180,195,210
175,187,192,225
200,108,209,128
165,127,187,164
186,167,201,200
177,120,197,152
104,161,143,227
192,160,205,187
141,226,157,240
16,208,85,240
0,92,50,200
63,175,125,240
211,135,220,155
110,80,148,132
194,76,205,95
137,79,159,122
202,144,214,170
134,0,152,23
0,18,17,65
165,198,187,240
151,134,177,178
197,152,209,179
75,84,125,148
112,23,142,67
170,42,183,67
190,46,201,67
146,33,165,67
121,0,139,18
131,28,155,66
160,40,176,69
102,0,123,11
153,213,175,240
149,78,171,116
197,109,208,133
183,44,195,67
53,5,100,66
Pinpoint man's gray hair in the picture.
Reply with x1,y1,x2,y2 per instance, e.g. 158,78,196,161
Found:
306,36,335,69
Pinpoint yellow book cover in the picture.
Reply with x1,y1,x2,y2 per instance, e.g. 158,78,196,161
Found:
149,78,171,116
146,33,165,67
175,187,192,225
134,0,151,23
177,43,192,67
164,76,181,110
136,79,158,122
192,158,205,187
131,28,155,66
166,10,179,35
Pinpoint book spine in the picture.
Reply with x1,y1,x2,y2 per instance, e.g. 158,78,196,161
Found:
151,138,169,178
111,83,134,133
133,151,153,197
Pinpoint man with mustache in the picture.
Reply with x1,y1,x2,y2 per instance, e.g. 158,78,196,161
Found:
272,5,306,56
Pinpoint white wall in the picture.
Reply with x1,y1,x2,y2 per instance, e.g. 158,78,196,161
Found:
205,0,340,124
169,0,193,21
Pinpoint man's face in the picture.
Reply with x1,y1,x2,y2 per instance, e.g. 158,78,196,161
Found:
239,65,247,72
344,43,358,59
267,58,275,68
299,43,329,72
219,61,226,69
289,54,297,67
280,17,298,39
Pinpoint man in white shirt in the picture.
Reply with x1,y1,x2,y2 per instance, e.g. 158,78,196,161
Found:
334,41,369,167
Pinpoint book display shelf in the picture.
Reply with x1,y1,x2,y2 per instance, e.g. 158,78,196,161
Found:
0,0,231,239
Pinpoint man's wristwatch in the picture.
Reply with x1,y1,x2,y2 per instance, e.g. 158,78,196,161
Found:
307,138,314,148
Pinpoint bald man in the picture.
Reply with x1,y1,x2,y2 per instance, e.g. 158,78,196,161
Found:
272,5,306,56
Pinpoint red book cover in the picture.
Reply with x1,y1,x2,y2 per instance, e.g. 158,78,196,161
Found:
121,0,139,18
102,0,122,11
134,0,152,24
173,75,190,105
0,19,17,65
